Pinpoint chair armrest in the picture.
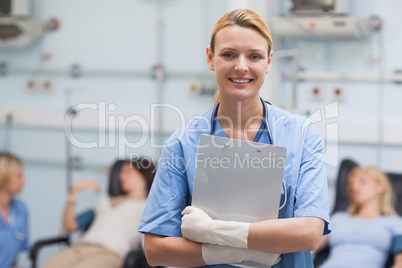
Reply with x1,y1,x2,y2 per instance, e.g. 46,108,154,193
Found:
313,245,330,268
29,234,70,268
123,249,150,268
385,235,402,268
392,235,402,255
76,209,95,232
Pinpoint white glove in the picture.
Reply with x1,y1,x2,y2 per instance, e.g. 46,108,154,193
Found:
181,206,250,248
202,243,281,266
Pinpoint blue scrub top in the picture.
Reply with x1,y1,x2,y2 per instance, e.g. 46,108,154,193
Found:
0,197,29,268
139,102,330,268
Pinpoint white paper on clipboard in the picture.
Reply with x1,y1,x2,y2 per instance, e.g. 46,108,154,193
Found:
192,134,287,268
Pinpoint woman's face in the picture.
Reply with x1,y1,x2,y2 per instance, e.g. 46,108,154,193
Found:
207,25,272,102
349,171,384,206
119,163,146,196
7,169,25,194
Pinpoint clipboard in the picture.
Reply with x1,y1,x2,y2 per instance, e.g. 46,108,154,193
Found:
191,134,287,267
192,134,287,224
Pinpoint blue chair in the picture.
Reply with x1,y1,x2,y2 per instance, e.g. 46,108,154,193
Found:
313,159,402,268
30,159,154,268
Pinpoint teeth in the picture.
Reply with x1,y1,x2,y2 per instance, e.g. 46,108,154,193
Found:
230,78,251,84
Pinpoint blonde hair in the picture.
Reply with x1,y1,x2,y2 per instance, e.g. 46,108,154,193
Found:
0,152,23,189
346,166,397,216
210,9,273,105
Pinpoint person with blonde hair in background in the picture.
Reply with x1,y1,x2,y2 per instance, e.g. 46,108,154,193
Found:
0,152,29,268
139,8,330,268
317,167,402,268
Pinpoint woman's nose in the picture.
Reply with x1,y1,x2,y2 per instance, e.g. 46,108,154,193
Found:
234,56,248,73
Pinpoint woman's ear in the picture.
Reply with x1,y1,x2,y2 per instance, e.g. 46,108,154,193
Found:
377,183,386,194
265,50,273,74
206,46,214,71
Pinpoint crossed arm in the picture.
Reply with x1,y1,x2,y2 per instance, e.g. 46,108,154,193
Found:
144,214,324,267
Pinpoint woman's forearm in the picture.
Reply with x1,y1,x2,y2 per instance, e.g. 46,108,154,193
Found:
144,233,205,267
62,190,78,232
181,206,325,254
248,217,325,253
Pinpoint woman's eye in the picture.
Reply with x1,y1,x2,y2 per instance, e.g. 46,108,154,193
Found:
222,53,234,58
251,55,262,60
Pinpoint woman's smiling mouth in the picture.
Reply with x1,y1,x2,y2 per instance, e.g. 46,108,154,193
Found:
229,78,253,84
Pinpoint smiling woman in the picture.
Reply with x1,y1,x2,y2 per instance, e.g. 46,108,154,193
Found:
208,9,273,107
139,8,330,268
207,25,272,107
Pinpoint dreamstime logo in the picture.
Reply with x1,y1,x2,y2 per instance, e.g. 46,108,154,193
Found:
64,100,339,167
64,101,187,158
129,153,159,173
302,101,339,167
196,152,286,170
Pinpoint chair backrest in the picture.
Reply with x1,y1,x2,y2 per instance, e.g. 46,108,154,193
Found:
108,159,127,197
388,173,402,215
383,172,402,268
331,159,358,214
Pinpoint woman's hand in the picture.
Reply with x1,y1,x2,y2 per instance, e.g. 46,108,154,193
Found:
181,206,214,243
181,206,249,249
70,179,101,196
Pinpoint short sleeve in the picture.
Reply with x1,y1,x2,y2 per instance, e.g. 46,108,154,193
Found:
138,144,190,237
293,123,331,235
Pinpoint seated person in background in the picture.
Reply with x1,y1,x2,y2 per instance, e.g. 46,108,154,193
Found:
42,158,156,268
0,152,29,268
317,166,402,268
